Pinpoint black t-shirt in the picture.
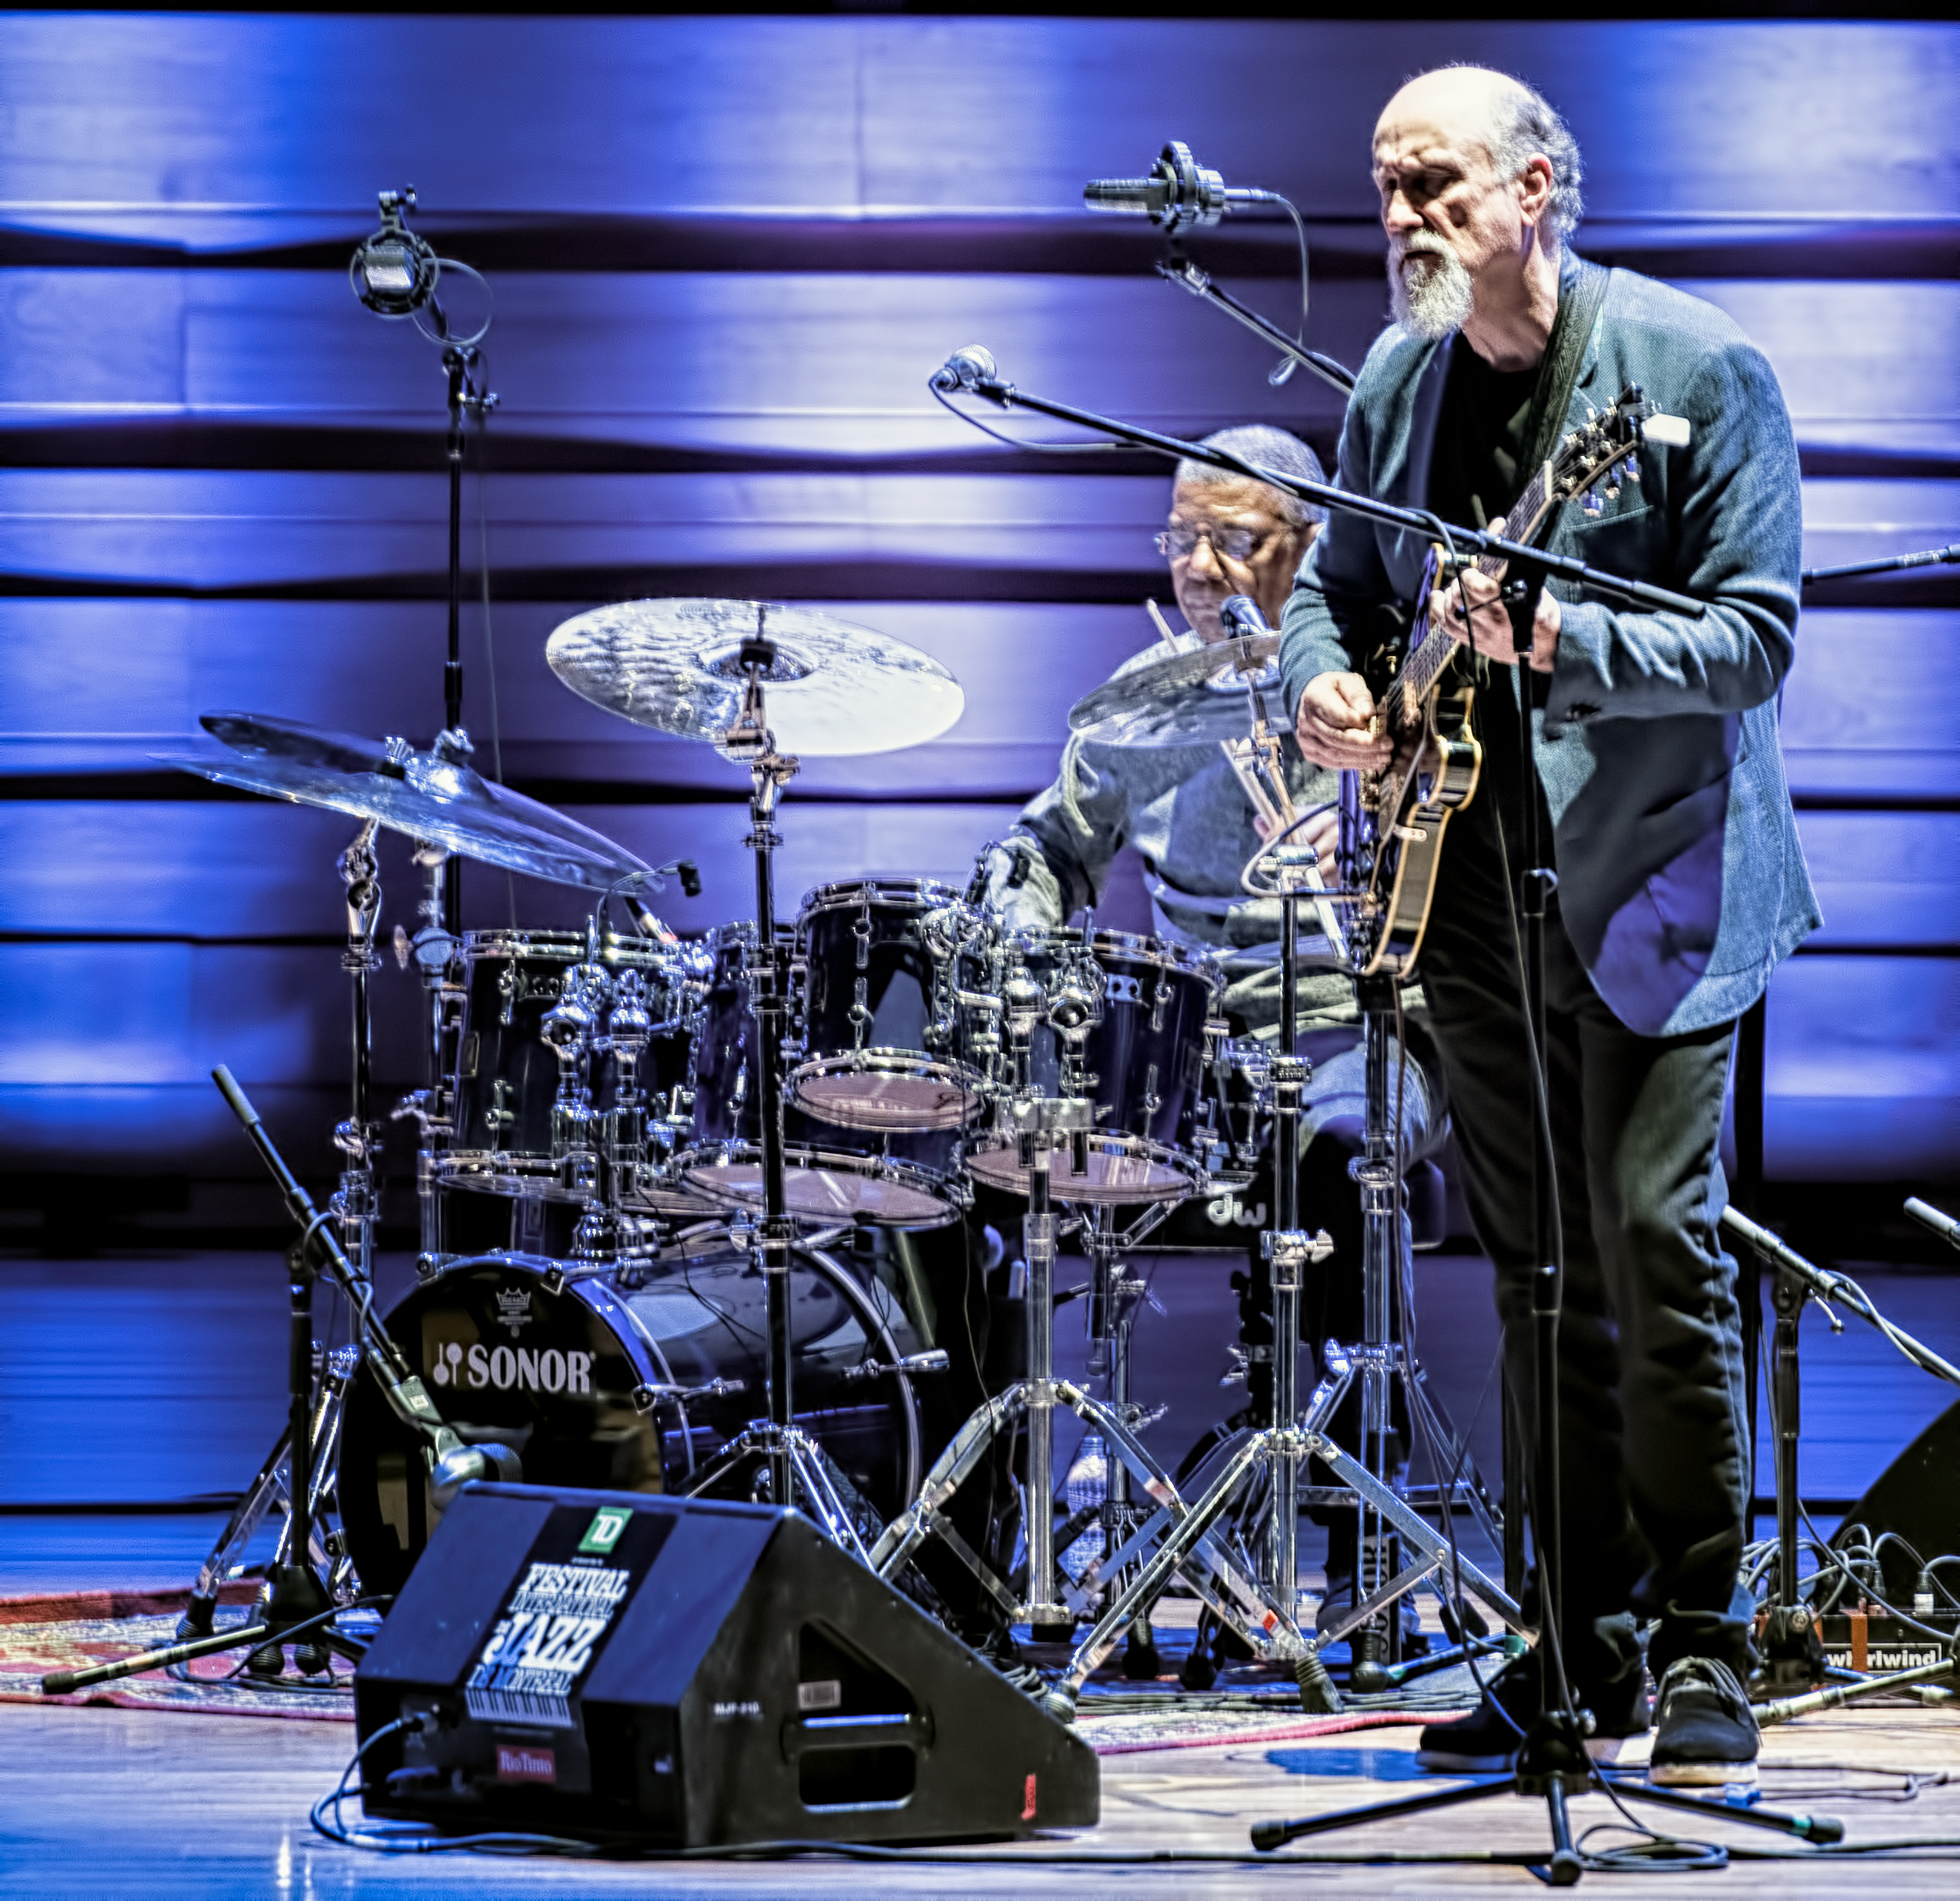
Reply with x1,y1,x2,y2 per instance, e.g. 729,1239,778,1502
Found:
1426,333,1553,872
1428,333,1541,537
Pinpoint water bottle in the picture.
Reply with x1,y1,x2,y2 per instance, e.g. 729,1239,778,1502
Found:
1060,1434,1107,1580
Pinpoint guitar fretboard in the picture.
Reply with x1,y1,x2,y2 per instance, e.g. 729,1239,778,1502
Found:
1390,457,1555,726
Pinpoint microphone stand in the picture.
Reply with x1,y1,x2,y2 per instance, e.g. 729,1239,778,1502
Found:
933,360,1709,626
1250,562,1832,1878
1154,257,1356,397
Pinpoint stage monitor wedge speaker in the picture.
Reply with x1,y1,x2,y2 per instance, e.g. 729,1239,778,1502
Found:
1831,1397,1960,1605
355,1483,1099,1846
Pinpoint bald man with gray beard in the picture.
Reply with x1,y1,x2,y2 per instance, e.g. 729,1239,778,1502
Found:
1284,65,1818,1787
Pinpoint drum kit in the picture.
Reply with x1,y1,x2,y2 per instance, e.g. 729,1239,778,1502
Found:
162,591,1518,1711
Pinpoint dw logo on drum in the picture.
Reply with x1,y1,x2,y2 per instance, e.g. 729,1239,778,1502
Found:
1204,1191,1268,1230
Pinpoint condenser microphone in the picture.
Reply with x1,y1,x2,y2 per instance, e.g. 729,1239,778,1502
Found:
931,344,998,394
349,187,441,317
1084,142,1282,236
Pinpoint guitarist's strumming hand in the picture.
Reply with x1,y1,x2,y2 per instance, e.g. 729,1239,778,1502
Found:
1295,672,1394,771
1432,520,1560,673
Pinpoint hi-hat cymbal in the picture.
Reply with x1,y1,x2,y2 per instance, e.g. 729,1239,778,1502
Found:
1067,633,1279,748
545,598,964,758
158,712,653,890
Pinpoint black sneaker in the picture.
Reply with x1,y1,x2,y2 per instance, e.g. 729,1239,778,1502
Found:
1415,1652,1650,1773
1649,1657,1759,1787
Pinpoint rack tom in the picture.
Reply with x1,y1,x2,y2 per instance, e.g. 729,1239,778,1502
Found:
788,878,989,1132
967,930,1221,1204
666,922,969,1227
437,929,698,1206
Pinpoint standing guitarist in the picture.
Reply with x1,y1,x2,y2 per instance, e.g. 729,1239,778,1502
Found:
1282,66,1818,1789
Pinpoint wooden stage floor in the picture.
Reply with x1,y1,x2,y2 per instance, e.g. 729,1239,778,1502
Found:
3,1693,1958,1898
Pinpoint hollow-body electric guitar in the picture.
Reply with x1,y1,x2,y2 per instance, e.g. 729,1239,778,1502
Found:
1352,385,1661,978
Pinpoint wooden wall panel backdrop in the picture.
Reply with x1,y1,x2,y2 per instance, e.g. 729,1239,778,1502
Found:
2,15,1957,1225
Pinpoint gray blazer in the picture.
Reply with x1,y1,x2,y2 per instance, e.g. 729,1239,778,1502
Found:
1279,264,1820,1036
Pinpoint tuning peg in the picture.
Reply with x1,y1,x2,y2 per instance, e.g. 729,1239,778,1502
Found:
1624,455,1641,484
1583,490,1606,518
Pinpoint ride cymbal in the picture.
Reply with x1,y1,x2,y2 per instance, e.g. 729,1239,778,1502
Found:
545,597,964,758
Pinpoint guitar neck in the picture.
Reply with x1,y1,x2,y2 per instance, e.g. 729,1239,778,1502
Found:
1392,460,1554,720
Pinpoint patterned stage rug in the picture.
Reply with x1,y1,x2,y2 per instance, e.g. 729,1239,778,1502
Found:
1,1588,1474,1749
0,1588,356,1722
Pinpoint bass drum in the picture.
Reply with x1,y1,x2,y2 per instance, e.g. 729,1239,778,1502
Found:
337,1236,923,1596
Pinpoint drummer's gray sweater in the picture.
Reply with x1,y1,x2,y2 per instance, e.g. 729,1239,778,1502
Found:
987,625,1367,1037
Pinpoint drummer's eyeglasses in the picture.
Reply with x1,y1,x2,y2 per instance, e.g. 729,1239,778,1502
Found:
1155,524,1266,563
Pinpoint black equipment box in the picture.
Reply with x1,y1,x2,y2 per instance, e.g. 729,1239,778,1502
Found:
354,1482,1099,1846
1813,1608,1960,1676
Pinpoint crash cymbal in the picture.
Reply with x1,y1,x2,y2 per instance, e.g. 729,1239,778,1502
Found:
158,712,653,891
544,597,964,758
1067,633,1280,748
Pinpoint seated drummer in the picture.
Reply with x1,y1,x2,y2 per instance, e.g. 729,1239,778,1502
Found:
982,424,1450,1634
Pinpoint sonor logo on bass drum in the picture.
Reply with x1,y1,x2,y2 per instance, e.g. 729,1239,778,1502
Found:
429,1339,595,1394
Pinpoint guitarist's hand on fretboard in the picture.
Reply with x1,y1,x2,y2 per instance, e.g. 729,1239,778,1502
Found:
1295,671,1395,771
1429,515,1561,673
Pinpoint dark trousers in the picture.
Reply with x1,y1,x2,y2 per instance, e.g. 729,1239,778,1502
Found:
1420,794,1753,1689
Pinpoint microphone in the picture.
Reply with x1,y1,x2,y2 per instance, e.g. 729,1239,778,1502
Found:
1084,142,1281,236
431,1438,524,1510
1906,1196,1960,1250
932,344,998,394
1220,595,1273,640
676,858,702,899
349,187,441,317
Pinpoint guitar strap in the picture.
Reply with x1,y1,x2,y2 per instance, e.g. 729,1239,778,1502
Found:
1520,253,1612,487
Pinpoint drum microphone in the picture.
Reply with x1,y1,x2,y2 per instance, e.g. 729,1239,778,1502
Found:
431,1439,524,1510
931,344,999,394
1084,141,1285,236
1220,595,1273,639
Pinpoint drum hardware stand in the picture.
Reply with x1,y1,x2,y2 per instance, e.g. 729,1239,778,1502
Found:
330,821,385,1290
1201,618,1512,1691
672,622,881,1550
868,1101,1218,1651
394,838,463,1263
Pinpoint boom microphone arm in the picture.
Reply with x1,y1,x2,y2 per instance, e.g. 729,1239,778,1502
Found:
931,350,1707,620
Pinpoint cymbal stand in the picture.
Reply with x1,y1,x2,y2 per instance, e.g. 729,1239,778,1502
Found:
391,841,463,1263
330,821,384,1290
181,823,386,1645
679,628,879,1555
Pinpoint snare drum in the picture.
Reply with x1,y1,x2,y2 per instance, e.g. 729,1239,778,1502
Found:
788,879,988,1132
336,1234,924,1595
668,922,969,1227
437,929,695,1205
967,930,1222,1205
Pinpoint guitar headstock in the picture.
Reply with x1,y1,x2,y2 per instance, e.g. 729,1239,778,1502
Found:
1551,384,1658,519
